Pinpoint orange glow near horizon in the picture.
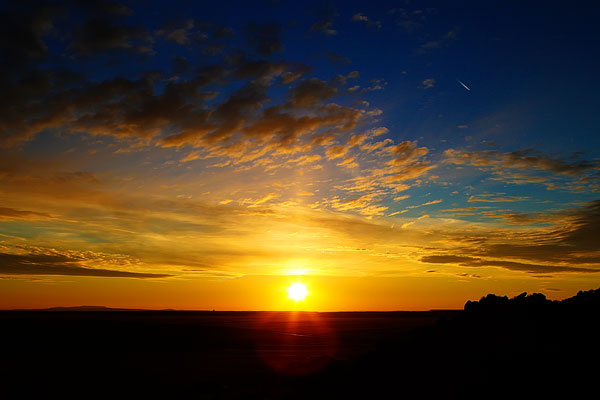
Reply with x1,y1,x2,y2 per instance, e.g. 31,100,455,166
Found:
1,273,599,312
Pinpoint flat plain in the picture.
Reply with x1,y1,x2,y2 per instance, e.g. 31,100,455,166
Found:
2,290,598,399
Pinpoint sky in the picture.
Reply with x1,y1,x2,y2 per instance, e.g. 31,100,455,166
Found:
1,0,599,310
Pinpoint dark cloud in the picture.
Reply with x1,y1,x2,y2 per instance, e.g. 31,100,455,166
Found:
231,57,288,83
488,211,560,224
151,21,231,55
505,149,597,176
160,73,363,152
389,7,428,32
0,1,58,67
467,259,597,274
327,52,351,65
421,254,598,274
482,200,600,263
246,22,284,56
0,207,53,221
60,1,152,56
0,65,228,145
0,252,172,278
560,200,600,251
70,17,152,55
239,103,363,151
422,201,600,273
445,148,598,177
0,48,363,157
201,43,226,56
309,7,338,35
419,26,460,52
0,1,375,171
331,71,359,86
79,1,133,16
421,255,479,264
351,13,381,29
156,20,202,45
288,78,338,107
280,63,312,84
172,56,189,75
213,26,235,38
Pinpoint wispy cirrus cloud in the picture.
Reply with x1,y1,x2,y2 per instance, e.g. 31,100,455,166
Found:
406,199,442,209
468,195,529,203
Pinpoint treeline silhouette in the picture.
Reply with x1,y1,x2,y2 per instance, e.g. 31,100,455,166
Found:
1,288,598,399
310,288,600,399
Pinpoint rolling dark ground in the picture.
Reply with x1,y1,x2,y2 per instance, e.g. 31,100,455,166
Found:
1,288,599,399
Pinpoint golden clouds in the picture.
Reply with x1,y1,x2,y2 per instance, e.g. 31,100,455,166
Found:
1,152,599,281
337,157,359,169
288,78,337,107
393,195,410,202
327,192,388,216
1,0,599,292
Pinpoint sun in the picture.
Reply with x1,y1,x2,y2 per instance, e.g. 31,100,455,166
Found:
287,282,308,302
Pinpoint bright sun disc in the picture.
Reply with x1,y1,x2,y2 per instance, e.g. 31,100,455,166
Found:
287,282,308,301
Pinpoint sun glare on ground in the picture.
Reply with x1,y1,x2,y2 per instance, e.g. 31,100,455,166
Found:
287,282,308,302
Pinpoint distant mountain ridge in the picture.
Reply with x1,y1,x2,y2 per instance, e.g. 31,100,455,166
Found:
28,305,148,311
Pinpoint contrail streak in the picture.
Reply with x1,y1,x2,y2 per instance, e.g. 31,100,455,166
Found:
457,79,471,91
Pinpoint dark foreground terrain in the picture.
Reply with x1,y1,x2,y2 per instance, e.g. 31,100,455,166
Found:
2,289,599,399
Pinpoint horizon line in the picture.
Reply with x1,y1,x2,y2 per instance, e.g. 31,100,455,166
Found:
0,305,462,313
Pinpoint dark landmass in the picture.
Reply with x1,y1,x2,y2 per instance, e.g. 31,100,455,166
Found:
1,289,598,399
23,305,147,311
